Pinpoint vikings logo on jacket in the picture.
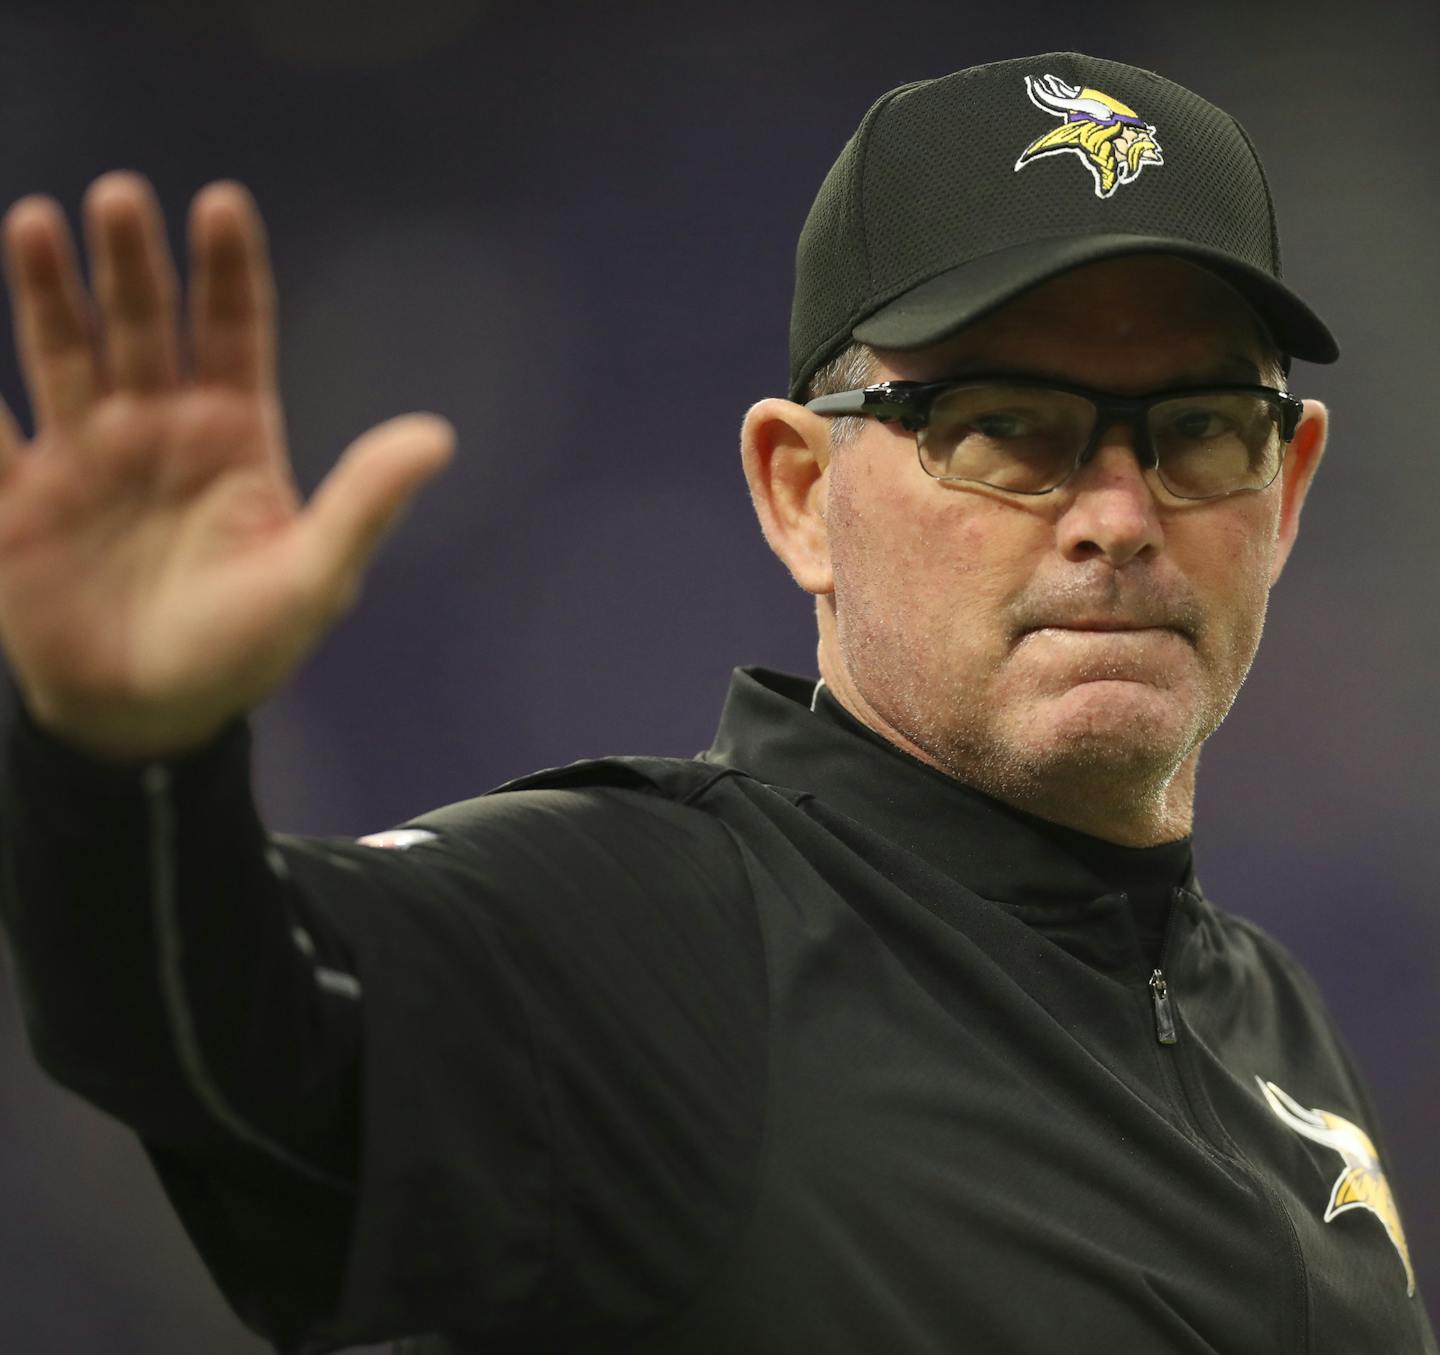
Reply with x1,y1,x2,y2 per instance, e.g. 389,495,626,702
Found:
1014,73,1164,199
1258,1077,1417,1297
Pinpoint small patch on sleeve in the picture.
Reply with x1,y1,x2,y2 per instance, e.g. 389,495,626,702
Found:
355,828,439,851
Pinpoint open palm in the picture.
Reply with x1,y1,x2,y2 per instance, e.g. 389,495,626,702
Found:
0,173,453,761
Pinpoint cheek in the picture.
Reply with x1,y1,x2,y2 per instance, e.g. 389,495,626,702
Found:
910,504,1035,642
830,468,1038,655
827,453,916,595
1183,507,1279,662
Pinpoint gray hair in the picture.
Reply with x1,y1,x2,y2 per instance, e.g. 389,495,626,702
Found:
804,342,878,447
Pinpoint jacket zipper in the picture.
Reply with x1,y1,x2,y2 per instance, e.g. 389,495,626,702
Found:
1148,967,1177,1044
1142,887,1312,1351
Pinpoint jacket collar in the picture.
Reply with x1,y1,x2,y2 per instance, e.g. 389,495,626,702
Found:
702,665,1197,915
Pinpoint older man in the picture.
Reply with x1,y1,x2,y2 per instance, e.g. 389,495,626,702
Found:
0,50,1432,1355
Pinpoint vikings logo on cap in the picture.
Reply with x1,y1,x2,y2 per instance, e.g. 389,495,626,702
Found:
1257,1077,1416,1296
1014,73,1164,199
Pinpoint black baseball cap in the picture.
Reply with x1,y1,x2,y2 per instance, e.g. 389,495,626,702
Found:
788,52,1338,401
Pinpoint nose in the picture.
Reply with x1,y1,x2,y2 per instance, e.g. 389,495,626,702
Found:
1054,422,1164,567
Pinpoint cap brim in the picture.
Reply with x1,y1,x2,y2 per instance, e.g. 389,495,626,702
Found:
851,234,1338,365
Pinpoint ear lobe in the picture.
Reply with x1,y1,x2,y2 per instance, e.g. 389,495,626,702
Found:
740,397,835,595
1269,398,1327,587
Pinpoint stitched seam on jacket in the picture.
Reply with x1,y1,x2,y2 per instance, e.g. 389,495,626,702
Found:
143,762,349,1191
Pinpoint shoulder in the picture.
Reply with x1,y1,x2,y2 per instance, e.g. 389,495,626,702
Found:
394,754,749,870
1208,904,1328,1010
267,755,761,973
1199,899,1382,1117
318,757,762,957
1196,897,1336,1032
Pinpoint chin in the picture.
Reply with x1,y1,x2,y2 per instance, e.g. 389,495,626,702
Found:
1017,682,1202,772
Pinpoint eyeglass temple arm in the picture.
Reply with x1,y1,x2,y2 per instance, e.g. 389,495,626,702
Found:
803,383,929,428
1278,393,1304,440
803,391,870,416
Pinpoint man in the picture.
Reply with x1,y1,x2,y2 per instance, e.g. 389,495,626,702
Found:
0,50,1431,1354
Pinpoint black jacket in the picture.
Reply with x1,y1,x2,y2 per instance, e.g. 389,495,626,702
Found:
1,666,1432,1354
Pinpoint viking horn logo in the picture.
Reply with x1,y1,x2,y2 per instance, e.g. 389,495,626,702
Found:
1014,73,1163,199
1257,1077,1416,1297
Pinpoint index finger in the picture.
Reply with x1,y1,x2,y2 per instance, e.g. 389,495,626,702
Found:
187,181,276,392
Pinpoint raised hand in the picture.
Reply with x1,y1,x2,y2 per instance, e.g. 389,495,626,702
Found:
0,172,454,761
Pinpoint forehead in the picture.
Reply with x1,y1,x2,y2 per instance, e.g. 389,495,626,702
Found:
871,256,1272,390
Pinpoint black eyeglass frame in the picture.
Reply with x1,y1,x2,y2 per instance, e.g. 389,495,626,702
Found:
804,375,1305,499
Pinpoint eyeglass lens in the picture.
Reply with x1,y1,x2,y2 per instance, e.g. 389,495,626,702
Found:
917,384,1286,499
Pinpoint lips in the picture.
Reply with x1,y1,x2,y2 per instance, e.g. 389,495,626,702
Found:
1020,619,1193,644
1011,573,1202,646
1038,621,1160,631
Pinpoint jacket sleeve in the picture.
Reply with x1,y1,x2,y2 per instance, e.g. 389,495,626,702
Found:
0,686,766,1353
0,684,369,1344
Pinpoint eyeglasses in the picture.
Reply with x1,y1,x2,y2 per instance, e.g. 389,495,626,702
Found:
805,375,1304,500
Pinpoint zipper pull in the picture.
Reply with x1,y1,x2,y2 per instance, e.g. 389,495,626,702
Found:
1149,968,1178,1045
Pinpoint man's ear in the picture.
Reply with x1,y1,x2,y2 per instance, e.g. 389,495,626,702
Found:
1269,398,1327,586
740,397,835,595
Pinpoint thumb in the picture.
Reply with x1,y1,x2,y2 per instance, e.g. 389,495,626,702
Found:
299,412,455,607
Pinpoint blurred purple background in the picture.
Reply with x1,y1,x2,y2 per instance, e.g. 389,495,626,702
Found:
0,0,1435,1348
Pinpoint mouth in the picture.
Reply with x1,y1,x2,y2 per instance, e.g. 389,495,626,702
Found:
1024,620,1184,635
1017,620,1195,649
1036,621,1160,632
